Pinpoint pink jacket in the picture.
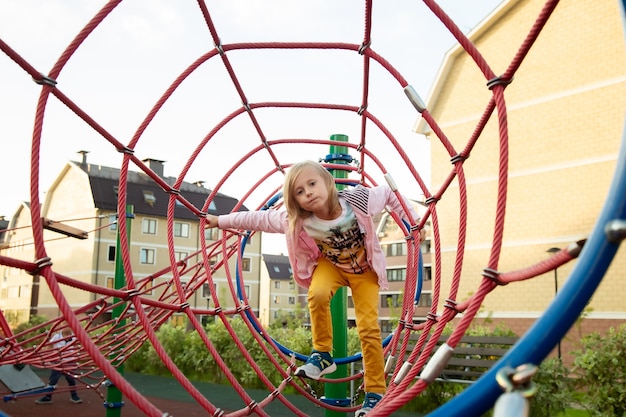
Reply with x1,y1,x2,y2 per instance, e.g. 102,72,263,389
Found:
218,185,419,290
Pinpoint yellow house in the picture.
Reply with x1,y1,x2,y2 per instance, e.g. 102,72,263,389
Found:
416,0,626,357
0,155,262,328
0,206,36,326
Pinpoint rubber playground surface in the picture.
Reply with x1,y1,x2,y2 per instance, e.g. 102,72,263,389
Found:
1,371,420,417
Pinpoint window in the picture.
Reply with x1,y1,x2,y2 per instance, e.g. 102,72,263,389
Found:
381,293,401,308
273,296,281,304
175,251,188,262
383,242,406,256
169,314,185,327
380,321,394,335
142,218,157,235
202,283,215,298
20,285,31,298
274,281,281,289
424,266,432,281
143,190,156,206
174,222,190,238
205,228,220,241
106,277,114,289
289,296,296,305
241,257,251,272
144,279,154,296
140,248,156,264
289,281,295,290
109,215,117,231
416,292,432,307
108,245,116,262
386,268,406,282
420,239,431,253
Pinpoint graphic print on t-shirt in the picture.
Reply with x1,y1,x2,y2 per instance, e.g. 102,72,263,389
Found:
303,201,369,274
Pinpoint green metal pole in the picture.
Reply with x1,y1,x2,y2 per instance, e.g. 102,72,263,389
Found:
106,205,133,417
325,134,349,416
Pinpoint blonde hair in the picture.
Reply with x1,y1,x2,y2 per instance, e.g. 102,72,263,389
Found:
283,161,339,234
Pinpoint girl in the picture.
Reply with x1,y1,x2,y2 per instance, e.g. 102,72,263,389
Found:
205,160,422,416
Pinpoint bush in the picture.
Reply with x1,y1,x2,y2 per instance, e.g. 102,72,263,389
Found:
530,358,573,417
571,324,626,416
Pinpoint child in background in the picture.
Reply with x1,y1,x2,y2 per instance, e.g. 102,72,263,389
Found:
205,160,423,416
35,328,82,405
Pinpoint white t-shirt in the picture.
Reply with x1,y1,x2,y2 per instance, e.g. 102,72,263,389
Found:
303,199,369,274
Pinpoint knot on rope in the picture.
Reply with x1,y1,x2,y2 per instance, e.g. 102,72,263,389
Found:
450,153,468,164
214,38,224,55
425,196,439,205
116,146,134,154
34,74,57,86
426,312,439,322
443,298,458,311
212,408,225,417
358,41,371,54
178,302,190,312
483,267,507,285
28,256,53,276
487,75,514,90
246,400,258,412
124,289,140,299
167,188,180,195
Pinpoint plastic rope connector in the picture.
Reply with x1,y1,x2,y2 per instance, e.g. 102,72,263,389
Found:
393,360,413,384
384,173,398,191
404,85,426,113
420,343,454,384
384,355,395,373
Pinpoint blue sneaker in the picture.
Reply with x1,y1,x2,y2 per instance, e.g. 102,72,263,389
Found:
355,392,383,417
294,350,337,380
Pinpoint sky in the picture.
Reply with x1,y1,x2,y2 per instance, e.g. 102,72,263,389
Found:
0,0,503,251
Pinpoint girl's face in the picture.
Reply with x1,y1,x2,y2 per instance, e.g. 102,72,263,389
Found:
292,166,330,217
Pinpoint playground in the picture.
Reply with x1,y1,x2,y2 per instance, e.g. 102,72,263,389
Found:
1,0,625,416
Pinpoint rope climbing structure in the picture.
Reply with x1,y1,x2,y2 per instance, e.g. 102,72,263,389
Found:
0,1,625,416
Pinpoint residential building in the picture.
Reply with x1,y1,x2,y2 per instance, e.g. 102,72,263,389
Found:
259,253,301,327
415,0,626,359
0,155,262,327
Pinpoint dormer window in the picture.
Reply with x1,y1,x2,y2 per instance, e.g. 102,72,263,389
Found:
143,190,156,206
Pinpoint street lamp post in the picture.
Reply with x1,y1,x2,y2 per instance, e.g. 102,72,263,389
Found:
546,247,561,359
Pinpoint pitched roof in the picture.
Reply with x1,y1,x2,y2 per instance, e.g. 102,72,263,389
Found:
74,161,246,220
0,217,9,247
262,254,292,280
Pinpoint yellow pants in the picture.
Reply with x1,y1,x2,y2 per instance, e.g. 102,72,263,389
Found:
308,257,386,394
